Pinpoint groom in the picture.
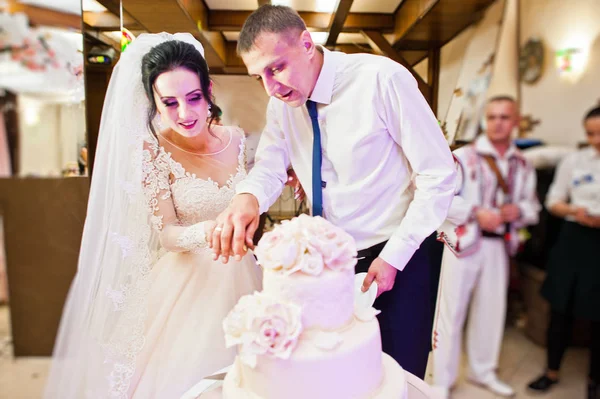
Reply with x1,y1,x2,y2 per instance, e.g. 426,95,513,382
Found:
208,5,455,378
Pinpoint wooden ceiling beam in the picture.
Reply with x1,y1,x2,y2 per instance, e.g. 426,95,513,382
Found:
391,0,439,47
361,30,431,103
95,0,146,28
6,3,81,30
325,0,354,47
83,26,121,51
427,48,440,114
180,0,227,68
113,0,226,68
209,11,394,32
394,39,434,51
392,0,495,59
398,50,429,66
83,25,138,32
95,0,122,17
225,42,246,67
83,11,142,31
332,44,375,54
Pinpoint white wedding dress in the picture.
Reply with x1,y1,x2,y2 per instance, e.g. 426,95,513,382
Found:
126,126,262,398
43,33,261,399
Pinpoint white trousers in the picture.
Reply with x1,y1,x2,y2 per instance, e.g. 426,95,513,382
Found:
432,238,509,388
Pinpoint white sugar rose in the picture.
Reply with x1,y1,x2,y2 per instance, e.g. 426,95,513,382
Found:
254,214,357,275
254,228,305,274
294,244,324,276
223,292,303,368
306,217,357,271
223,294,254,345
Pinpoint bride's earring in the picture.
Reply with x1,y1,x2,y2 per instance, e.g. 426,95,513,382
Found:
154,114,163,130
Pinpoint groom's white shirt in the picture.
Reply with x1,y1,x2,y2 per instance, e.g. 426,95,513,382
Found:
236,47,455,271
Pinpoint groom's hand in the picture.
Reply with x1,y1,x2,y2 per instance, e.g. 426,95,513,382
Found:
208,193,260,263
361,257,397,298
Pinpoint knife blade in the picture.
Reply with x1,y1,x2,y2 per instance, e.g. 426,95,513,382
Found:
204,372,227,381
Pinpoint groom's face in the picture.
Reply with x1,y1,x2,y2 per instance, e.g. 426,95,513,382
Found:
242,30,317,108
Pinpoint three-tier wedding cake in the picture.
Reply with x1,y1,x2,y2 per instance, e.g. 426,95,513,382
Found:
221,214,407,398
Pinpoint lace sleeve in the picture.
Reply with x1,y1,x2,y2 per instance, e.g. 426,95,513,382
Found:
142,141,208,253
142,141,173,231
175,223,208,254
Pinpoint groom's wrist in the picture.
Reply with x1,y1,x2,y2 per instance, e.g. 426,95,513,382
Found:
234,188,266,213
234,193,259,208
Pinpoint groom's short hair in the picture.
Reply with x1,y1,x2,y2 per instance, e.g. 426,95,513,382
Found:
487,95,517,106
237,5,307,55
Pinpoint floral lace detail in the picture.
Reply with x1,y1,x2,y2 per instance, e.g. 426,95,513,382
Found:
103,218,154,398
51,33,221,399
110,232,134,260
100,128,247,397
176,222,208,253
99,134,158,398
141,140,172,231
141,129,247,228
105,287,127,311
164,130,247,226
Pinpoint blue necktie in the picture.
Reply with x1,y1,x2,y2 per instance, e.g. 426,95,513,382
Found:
306,100,323,217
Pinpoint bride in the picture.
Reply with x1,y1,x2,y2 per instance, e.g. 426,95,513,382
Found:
43,33,262,399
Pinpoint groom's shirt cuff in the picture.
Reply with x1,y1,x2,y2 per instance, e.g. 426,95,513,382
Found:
378,237,418,271
235,182,270,215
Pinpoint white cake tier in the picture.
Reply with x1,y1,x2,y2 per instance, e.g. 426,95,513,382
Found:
197,354,406,399
262,268,354,331
371,353,407,398
222,317,386,399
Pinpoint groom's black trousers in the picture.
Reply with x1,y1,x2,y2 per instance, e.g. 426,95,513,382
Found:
356,233,440,380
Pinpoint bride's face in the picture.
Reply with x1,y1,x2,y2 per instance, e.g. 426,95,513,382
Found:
153,67,210,138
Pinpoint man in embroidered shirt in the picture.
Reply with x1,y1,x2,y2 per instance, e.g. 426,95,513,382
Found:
208,5,456,378
434,96,540,398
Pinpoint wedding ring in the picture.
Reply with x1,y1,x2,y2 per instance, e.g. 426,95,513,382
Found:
215,226,223,232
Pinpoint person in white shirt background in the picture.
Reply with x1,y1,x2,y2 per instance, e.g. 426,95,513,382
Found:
206,5,456,379
433,96,541,398
527,106,600,399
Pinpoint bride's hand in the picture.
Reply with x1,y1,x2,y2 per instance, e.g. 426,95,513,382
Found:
204,220,217,242
208,194,260,263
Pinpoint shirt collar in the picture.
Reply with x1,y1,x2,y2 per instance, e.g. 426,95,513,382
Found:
584,145,600,159
308,46,338,105
475,134,518,159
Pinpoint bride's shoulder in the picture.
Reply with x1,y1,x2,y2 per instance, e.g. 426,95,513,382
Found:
142,137,170,164
213,125,246,148
220,125,246,140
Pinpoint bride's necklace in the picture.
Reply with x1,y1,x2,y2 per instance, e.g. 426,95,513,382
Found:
159,128,232,156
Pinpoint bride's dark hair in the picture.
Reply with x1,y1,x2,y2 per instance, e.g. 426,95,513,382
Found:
141,40,222,140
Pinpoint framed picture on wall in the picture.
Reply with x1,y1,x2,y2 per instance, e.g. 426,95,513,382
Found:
519,38,545,84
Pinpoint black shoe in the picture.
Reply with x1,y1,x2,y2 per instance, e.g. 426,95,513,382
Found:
528,375,559,392
589,381,599,399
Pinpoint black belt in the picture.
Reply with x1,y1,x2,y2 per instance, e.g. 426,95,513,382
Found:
357,241,388,259
482,231,504,239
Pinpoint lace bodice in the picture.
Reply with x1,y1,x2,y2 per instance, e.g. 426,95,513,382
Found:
167,139,246,225
142,126,246,235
